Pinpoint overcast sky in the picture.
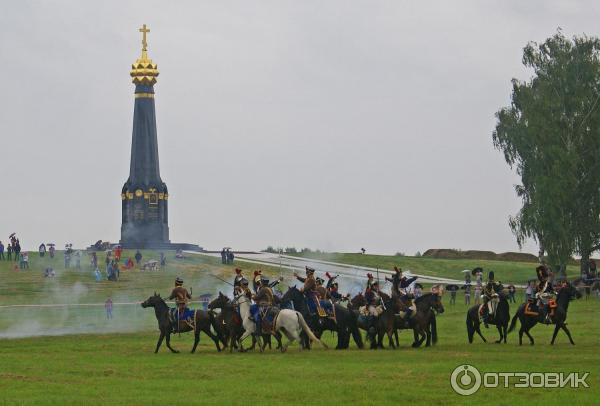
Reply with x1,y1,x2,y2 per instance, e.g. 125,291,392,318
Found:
1,1,598,254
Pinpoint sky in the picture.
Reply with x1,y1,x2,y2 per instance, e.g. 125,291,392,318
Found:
1,1,598,254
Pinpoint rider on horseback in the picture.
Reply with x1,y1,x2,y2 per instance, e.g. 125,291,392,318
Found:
251,277,276,333
233,268,245,293
386,267,417,322
326,272,343,301
235,277,252,298
316,276,334,317
168,277,192,328
535,264,555,324
294,267,319,314
481,271,501,328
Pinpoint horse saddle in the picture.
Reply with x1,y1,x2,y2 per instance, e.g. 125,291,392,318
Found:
170,307,195,323
259,306,279,334
318,300,335,319
397,303,416,318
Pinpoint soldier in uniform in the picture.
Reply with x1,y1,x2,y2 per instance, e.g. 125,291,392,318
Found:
294,266,318,314
364,278,381,330
481,271,500,327
251,277,275,332
168,277,192,327
386,267,418,321
325,272,344,301
535,264,554,323
235,277,252,299
252,270,263,293
233,268,245,294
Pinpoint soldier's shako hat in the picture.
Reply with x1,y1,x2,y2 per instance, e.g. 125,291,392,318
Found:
175,277,184,286
240,278,249,286
316,277,324,284
235,268,242,274
305,267,315,274
260,277,269,285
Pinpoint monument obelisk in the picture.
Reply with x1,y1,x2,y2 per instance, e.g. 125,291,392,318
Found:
120,25,199,251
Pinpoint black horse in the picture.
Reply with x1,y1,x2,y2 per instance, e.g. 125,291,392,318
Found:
508,282,582,345
466,292,510,344
281,286,363,350
141,293,222,353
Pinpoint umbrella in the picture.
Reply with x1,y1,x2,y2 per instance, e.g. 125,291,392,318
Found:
446,284,459,291
461,269,471,273
47,243,55,247
472,267,483,276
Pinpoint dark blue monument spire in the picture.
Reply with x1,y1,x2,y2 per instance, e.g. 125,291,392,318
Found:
120,25,170,248
120,25,200,251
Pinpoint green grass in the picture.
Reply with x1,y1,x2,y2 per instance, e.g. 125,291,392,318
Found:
1,251,599,405
286,252,580,284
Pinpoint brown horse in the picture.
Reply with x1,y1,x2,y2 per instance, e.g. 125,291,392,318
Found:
141,293,222,353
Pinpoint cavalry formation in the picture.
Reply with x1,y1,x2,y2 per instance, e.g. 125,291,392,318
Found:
141,264,583,353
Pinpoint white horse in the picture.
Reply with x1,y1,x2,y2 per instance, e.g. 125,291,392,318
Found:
237,297,327,352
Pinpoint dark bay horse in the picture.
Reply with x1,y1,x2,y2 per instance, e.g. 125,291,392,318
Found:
281,286,363,350
466,292,510,344
404,293,443,348
348,293,379,349
508,282,582,345
141,293,222,353
208,293,244,352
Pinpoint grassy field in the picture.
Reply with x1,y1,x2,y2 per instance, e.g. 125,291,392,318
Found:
0,251,598,405
287,252,581,284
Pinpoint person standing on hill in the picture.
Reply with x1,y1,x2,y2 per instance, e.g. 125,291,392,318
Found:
7,243,13,261
0,241,4,260
39,243,46,257
105,298,113,319
135,250,142,265
14,240,21,262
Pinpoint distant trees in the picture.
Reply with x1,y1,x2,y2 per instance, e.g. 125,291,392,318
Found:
493,30,600,277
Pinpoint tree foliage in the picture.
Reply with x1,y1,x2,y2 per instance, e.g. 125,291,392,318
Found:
493,30,600,274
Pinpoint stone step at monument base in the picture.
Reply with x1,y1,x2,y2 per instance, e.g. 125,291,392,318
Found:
117,241,203,251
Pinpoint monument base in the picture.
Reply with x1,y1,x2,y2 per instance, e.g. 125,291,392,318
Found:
118,241,203,251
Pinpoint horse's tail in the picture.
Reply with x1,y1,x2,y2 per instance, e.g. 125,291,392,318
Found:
466,308,475,343
430,312,437,345
296,311,328,349
507,308,520,334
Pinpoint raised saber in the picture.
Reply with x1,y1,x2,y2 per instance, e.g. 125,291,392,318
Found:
208,273,234,287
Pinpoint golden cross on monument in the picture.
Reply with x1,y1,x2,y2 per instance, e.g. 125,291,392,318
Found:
139,24,150,52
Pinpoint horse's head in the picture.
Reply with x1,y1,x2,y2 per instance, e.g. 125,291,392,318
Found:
350,293,365,307
281,285,300,303
415,293,444,314
141,292,162,308
208,291,231,310
559,282,582,300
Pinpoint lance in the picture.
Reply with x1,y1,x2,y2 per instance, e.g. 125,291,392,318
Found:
208,273,234,287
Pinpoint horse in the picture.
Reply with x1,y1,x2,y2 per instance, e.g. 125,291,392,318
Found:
404,292,443,348
508,282,582,345
281,286,363,350
237,297,328,352
208,293,244,352
465,291,510,344
348,293,380,349
141,293,222,353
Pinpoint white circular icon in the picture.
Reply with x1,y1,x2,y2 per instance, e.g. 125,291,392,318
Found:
450,364,482,396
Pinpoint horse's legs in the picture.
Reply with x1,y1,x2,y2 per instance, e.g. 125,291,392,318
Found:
495,325,503,344
165,333,179,353
394,329,399,347
155,331,165,353
523,328,534,345
550,323,561,345
503,324,508,344
191,329,200,353
202,326,221,352
561,323,575,345
474,323,486,343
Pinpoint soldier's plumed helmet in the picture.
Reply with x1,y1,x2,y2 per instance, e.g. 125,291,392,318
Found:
261,277,270,285
306,267,315,274
240,278,249,286
316,277,324,284
175,277,184,286
235,268,242,274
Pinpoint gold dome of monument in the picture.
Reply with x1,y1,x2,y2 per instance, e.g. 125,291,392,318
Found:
130,24,159,85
